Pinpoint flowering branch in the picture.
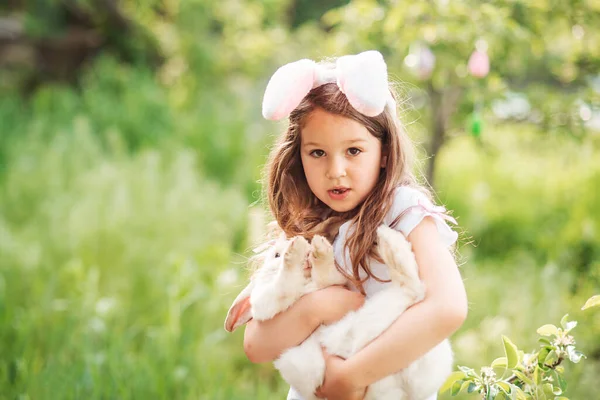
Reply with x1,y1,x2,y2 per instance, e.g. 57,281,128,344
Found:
440,295,599,399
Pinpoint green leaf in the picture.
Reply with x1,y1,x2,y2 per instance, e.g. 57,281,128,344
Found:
496,391,509,400
542,383,558,396
544,350,559,367
538,338,552,346
556,373,567,391
537,324,559,337
533,366,543,385
581,295,600,310
535,385,547,400
503,336,520,368
513,370,534,386
559,315,577,332
460,380,475,394
563,321,577,332
467,381,478,393
439,371,467,394
566,346,585,363
539,347,551,365
497,381,512,393
559,314,570,329
451,380,463,396
551,385,562,395
510,389,518,400
457,365,478,377
554,397,569,400
492,357,508,368
510,384,528,400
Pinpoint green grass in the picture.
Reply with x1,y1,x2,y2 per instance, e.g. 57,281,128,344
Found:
0,120,257,398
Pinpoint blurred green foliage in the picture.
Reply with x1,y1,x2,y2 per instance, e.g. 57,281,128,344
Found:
1,0,599,399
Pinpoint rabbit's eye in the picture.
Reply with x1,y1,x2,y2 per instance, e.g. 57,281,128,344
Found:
274,252,280,258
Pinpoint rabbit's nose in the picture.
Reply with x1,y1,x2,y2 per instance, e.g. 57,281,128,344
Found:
302,254,312,278
303,253,311,269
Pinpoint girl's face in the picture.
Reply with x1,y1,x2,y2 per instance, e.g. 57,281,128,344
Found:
300,107,385,213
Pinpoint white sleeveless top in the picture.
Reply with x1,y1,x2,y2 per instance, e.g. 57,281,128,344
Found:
333,185,458,296
287,186,458,399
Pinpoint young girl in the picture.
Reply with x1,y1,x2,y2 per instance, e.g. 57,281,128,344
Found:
243,51,468,400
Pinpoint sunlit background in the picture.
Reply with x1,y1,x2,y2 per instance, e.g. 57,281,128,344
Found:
1,0,599,398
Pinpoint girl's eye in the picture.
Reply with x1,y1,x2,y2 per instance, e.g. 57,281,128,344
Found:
310,150,325,158
274,252,280,258
347,147,362,156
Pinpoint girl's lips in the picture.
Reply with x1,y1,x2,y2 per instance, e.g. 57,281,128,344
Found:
328,188,350,200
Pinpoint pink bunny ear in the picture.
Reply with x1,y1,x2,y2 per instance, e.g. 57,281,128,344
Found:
336,50,388,117
262,59,317,120
224,281,255,332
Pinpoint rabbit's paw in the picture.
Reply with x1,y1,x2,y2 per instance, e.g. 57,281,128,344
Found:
376,226,413,265
376,226,421,292
310,235,346,287
285,236,311,266
310,235,333,264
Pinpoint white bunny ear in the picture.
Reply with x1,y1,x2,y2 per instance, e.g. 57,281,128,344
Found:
224,281,255,332
252,239,276,254
266,221,284,239
262,59,317,120
336,50,389,117
261,50,394,121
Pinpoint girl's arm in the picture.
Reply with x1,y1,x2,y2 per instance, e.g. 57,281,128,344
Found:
324,216,468,392
244,285,365,363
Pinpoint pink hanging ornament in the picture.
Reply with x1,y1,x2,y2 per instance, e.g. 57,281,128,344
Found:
404,43,435,80
417,46,435,80
468,50,489,78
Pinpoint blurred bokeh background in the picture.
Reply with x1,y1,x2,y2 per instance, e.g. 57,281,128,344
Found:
1,0,599,398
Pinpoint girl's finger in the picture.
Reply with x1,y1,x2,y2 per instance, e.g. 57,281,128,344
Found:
314,388,325,399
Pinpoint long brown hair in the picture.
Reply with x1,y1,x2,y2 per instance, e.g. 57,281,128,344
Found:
263,75,429,293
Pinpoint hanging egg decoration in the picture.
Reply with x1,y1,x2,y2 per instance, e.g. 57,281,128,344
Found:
417,45,436,80
468,39,490,78
469,110,483,138
468,39,489,140
404,43,436,80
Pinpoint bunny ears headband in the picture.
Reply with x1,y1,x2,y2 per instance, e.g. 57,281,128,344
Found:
262,50,397,121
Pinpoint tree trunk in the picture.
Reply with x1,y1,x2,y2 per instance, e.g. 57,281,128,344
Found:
426,83,462,189
427,82,445,188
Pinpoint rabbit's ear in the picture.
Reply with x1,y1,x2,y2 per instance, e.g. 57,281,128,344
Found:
224,281,254,332
266,221,284,239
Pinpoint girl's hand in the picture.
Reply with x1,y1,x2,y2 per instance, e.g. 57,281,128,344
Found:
315,348,366,400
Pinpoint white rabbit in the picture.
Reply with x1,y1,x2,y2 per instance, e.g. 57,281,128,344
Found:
225,225,453,400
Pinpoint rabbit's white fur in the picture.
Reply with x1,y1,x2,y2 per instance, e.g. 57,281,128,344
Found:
225,226,453,400
224,234,335,332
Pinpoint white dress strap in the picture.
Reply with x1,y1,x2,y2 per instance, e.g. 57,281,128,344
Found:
384,186,458,247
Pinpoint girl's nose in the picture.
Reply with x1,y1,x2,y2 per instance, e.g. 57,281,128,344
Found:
326,157,347,179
